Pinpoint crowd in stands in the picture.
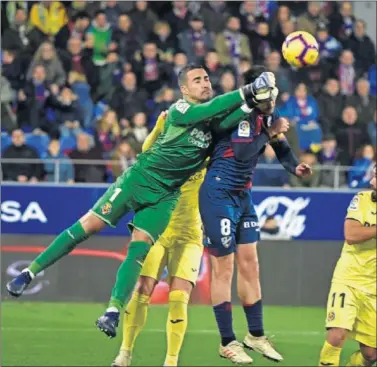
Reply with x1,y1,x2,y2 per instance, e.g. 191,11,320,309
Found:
1,0,376,188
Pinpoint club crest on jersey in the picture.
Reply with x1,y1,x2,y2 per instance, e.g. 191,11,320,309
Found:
175,100,190,114
348,196,360,211
221,236,232,248
238,121,250,137
101,203,112,215
327,311,335,322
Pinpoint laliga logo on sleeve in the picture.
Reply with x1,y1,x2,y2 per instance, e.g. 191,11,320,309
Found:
255,196,311,240
6,260,49,295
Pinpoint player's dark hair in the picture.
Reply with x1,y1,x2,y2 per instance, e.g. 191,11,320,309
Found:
178,64,205,87
242,65,267,85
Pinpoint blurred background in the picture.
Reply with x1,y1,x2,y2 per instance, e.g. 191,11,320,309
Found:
0,2,376,366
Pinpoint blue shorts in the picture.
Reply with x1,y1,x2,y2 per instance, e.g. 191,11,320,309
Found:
199,177,260,257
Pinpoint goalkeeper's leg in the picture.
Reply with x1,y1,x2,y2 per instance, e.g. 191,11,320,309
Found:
6,212,106,297
237,242,283,362
346,344,376,367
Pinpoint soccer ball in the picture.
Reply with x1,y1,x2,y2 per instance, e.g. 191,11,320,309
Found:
282,31,319,68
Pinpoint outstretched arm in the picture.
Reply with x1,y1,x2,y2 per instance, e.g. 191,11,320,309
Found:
270,136,300,175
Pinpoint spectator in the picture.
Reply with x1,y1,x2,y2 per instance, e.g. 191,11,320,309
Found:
317,79,344,135
218,71,237,94
336,106,370,166
170,52,188,89
334,50,362,97
238,1,264,36
318,135,344,187
368,63,376,96
347,20,376,73
1,74,17,132
29,1,68,38
296,1,326,35
2,129,43,182
2,6,32,58
129,1,159,43
43,139,74,183
345,79,376,125
368,110,376,148
270,5,294,43
101,0,122,28
329,1,356,46
316,22,342,65
55,11,90,51
178,14,213,64
249,21,274,65
289,150,321,187
26,42,66,92
215,16,252,72
132,112,149,146
275,20,296,63
151,22,177,63
151,88,176,126
69,133,105,183
4,1,29,29
55,87,82,126
348,144,376,188
109,71,147,121
132,42,172,97
111,13,141,64
111,138,137,178
95,109,120,157
17,64,62,136
2,49,24,91
280,83,322,152
164,1,192,36
201,1,231,35
265,51,292,105
253,144,290,187
86,10,115,66
204,51,228,94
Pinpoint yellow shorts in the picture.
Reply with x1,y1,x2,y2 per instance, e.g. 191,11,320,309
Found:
140,232,203,286
325,282,377,348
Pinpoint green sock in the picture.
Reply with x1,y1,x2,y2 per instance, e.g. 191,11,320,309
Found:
109,241,151,310
29,221,89,275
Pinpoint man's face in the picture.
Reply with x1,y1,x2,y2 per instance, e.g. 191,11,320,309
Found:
206,52,218,66
12,130,25,147
174,53,187,67
354,21,365,38
317,29,328,42
143,43,157,59
258,99,275,115
76,17,89,32
357,79,369,96
220,73,236,92
68,38,82,55
190,20,203,32
15,9,27,25
257,22,269,36
118,15,131,31
326,79,339,95
266,51,281,69
122,72,136,90
341,51,354,65
181,68,213,103
227,17,240,32
342,107,357,125
136,1,148,11
281,21,295,36
308,2,321,16
96,14,107,28
77,134,90,152
340,2,353,17
33,66,46,82
48,140,60,156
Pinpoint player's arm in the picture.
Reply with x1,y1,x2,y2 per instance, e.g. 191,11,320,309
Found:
142,112,167,152
172,72,277,126
211,105,251,133
270,135,300,175
344,194,376,245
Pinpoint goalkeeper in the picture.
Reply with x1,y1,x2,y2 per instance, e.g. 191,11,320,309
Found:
112,111,204,367
7,64,277,339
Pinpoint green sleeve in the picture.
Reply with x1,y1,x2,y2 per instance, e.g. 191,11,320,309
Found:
170,90,244,126
211,108,249,134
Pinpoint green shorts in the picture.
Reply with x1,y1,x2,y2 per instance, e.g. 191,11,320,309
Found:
90,166,179,243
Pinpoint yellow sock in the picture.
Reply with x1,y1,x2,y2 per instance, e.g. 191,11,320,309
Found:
165,290,189,366
319,341,342,366
347,351,370,367
121,292,150,352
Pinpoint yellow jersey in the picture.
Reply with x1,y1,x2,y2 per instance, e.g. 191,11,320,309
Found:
332,190,377,295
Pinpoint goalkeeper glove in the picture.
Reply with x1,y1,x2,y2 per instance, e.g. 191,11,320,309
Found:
240,72,276,108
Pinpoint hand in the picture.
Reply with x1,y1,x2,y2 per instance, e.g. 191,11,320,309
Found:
109,42,117,51
17,175,28,183
295,163,312,177
267,118,290,138
242,72,276,107
155,110,168,131
18,90,26,101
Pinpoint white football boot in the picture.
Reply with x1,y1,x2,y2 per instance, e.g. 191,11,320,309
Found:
219,340,253,364
243,333,283,362
111,349,132,367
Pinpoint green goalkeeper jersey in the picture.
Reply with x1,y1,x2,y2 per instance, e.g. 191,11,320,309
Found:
134,90,245,188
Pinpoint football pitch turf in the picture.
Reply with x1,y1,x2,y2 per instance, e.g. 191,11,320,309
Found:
1,302,357,366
